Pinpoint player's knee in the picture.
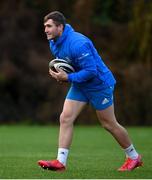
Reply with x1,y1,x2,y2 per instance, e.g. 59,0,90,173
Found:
104,121,122,134
102,123,112,132
59,111,73,125
101,119,116,132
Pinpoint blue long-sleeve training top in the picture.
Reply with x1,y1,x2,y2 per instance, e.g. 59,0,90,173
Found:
49,24,116,90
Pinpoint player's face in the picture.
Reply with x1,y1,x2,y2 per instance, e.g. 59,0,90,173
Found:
44,19,63,40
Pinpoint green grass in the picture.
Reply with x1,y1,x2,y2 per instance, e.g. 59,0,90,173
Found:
0,125,151,179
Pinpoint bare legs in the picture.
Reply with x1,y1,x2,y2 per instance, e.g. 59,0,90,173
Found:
96,104,132,148
59,99,86,148
38,102,140,171
59,101,132,149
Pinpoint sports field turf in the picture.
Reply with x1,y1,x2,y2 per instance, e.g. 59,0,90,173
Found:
0,125,151,179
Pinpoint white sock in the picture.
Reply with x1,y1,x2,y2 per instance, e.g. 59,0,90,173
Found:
57,148,69,166
124,144,139,159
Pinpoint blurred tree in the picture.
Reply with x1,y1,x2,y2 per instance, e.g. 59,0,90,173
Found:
0,0,151,125
115,0,152,125
129,0,152,69
72,0,96,34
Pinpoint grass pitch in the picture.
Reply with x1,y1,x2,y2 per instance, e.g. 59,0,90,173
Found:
0,125,151,179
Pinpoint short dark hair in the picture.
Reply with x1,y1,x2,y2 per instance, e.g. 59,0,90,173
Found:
44,11,66,28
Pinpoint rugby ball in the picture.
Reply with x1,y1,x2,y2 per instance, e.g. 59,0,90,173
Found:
49,59,75,73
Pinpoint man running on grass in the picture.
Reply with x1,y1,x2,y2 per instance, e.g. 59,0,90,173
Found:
38,11,143,172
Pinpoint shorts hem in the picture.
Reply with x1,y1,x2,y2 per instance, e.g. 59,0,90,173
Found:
66,97,88,103
94,102,113,111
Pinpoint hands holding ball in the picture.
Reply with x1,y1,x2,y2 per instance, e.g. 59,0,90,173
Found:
49,59,75,82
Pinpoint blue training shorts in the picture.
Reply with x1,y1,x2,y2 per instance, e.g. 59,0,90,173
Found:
66,85,114,110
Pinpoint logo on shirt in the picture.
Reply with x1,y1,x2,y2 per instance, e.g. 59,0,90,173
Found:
78,53,90,60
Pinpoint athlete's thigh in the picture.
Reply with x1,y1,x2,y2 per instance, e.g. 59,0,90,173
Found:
61,99,87,121
62,85,88,121
96,104,117,124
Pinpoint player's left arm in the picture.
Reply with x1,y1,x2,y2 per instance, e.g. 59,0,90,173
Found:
68,42,97,83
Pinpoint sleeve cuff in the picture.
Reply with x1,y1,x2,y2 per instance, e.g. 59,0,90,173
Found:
68,74,72,82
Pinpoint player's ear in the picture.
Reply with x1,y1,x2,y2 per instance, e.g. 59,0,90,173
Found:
58,24,64,33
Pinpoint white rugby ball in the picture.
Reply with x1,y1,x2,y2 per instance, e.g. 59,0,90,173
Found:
49,59,75,73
